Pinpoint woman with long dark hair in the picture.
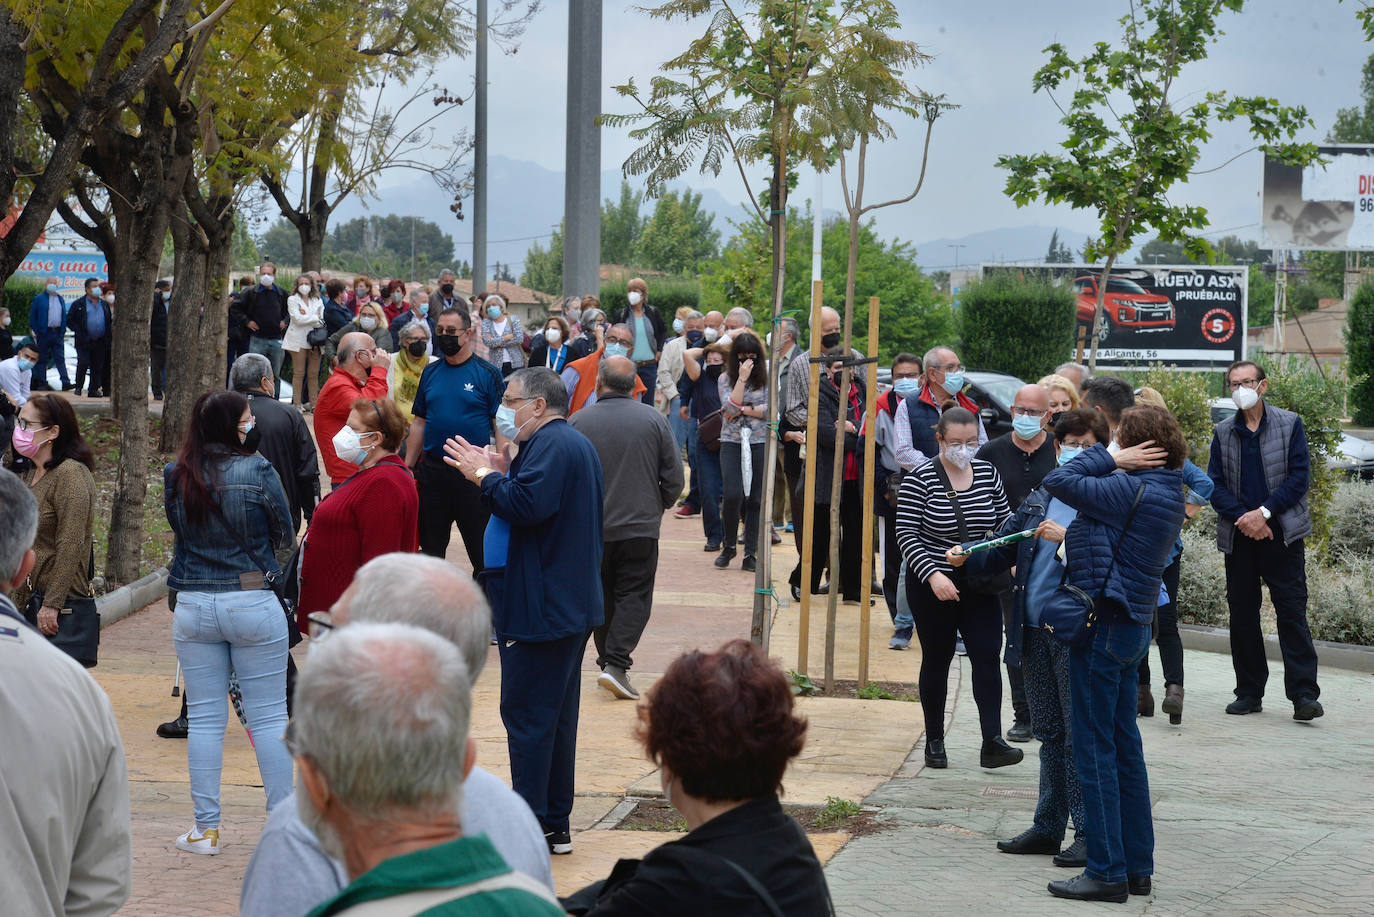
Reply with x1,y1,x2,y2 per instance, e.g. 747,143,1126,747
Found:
9,393,98,666
714,331,769,571
164,389,294,857
895,406,1022,770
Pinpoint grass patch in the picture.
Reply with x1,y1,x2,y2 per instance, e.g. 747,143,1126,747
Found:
86,415,176,588
830,679,919,702
614,797,883,837
815,796,862,828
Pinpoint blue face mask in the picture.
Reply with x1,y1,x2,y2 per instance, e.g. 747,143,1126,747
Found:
419,303,429,316
892,378,920,398
604,342,629,359
685,330,705,347
941,372,964,395
1012,415,1043,441
1058,445,1083,466
495,403,522,440
672,318,685,334
17,357,35,372
487,305,503,320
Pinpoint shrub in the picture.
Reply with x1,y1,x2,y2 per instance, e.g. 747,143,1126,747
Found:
599,277,701,329
1176,526,1229,627
1308,553,1374,646
1347,282,1374,426
2,278,43,337
1327,479,1374,559
1140,363,1214,465
1254,354,1351,559
958,274,1076,382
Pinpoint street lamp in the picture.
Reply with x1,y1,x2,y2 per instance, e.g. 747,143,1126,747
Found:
948,243,967,270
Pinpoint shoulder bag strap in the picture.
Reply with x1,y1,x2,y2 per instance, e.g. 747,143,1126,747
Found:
671,847,787,917
1055,480,1147,589
930,459,971,544
208,497,276,586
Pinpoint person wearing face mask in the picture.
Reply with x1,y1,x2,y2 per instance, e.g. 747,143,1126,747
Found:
149,280,172,400
0,306,14,361
480,294,527,377
569,302,605,360
284,275,326,411
1207,360,1322,722
26,276,73,392
892,345,986,474
381,279,408,324
895,406,1021,771
228,353,321,539
241,262,290,398
314,332,393,487
162,389,294,857
654,306,695,419
0,339,41,444
662,310,706,518
528,315,573,374
428,268,461,316
324,301,393,368
1039,373,1081,430
343,273,373,315
320,279,352,335
871,353,921,638
386,321,437,425
298,397,417,625
443,367,605,857
612,278,667,405
226,275,256,378
562,323,647,415
714,332,770,572
388,284,437,351
947,407,1111,873
405,308,505,572
66,279,114,398
680,337,728,552
975,383,1058,742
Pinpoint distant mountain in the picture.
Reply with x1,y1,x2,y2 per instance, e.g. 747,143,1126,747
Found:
332,155,752,273
910,225,1095,271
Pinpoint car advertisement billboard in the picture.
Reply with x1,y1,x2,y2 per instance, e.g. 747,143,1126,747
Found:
14,249,109,300
981,264,1248,371
1261,144,1374,251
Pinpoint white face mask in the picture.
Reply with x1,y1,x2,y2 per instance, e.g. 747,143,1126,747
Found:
627,291,643,306
545,327,562,344
1107,438,1121,455
359,316,377,331
1232,385,1260,411
260,274,275,287
703,327,720,343
331,425,376,465
1,316,9,328
103,294,115,304
162,291,172,302
942,443,977,469
298,284,311,297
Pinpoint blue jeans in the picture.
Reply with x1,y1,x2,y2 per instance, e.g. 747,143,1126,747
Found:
894,565,914,632
690,428,723,544
248,336,285,399
1069,604,1153,882
670,402,701,508
173,590,293,830
1023,626,1083,842
33,326,69,387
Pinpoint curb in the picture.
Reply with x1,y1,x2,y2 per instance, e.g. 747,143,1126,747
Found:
97,567,169,628
1179,623,1374,674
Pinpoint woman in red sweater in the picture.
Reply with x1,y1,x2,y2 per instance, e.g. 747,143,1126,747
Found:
297,396,418,628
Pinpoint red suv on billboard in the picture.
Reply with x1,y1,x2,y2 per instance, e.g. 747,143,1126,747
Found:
1073,275,1175,342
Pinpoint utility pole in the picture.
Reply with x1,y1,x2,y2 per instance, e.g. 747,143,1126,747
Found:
948,243,966,270
562,0,602,300
410,216,416,280
472,0,488,298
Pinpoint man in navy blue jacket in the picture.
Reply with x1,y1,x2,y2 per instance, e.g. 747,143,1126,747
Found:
27,276,72,391
445,366,604,858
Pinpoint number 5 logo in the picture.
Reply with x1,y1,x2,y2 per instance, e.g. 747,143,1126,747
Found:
1201,308,1235,344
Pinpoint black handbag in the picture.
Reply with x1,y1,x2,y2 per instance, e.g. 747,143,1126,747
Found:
931,459,1010,595
306,325,330,348
1040,481,1145,647
25,588,101,668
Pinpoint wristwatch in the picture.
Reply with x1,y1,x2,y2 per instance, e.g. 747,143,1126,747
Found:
1258,505,1272,520
474,467,495,481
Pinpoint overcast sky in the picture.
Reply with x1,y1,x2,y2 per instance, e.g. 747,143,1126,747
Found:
384,1,1370,270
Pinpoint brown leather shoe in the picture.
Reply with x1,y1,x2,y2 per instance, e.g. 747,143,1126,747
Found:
1137,684,1155,718
1162,684,1184,724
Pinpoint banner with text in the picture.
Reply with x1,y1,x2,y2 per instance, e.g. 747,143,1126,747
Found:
15,250,109,301
981,264,1248,371
1261,144,1374,251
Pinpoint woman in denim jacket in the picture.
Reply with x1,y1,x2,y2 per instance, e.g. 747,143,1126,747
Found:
164,389,294,857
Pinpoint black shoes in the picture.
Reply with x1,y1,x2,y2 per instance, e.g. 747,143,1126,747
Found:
1226,696,1263,715
157,715,189,739
1006,718,1033,743
924,738,947,769
713,550,736,568
980,736,1024,768
1129,876,1152,896
997,828,1061,855
704,541,720,552
544,830,572,855
740,555,756,572
1053,836,1087,867
1048,874,1128,903
790,583,802,602
1293,698,1324,721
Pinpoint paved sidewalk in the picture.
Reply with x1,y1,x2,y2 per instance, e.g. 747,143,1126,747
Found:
823,646,1374,916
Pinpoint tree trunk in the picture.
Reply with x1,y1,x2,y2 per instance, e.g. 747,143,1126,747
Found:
1088,253,1118,373
300,216,328,274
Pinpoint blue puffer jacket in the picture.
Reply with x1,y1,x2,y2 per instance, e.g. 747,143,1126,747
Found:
1041,445,1185,624
966,486,1051,668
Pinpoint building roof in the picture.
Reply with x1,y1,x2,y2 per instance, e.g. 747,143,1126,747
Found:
450,279,552,307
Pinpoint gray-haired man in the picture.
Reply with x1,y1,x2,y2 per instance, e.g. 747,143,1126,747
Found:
284,622,561,916
240,553,554,917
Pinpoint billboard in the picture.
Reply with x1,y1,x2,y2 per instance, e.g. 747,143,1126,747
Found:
1261,144,1374,251
14,250,109,301
981,264,1248,371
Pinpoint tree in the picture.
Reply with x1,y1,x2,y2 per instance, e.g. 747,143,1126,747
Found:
1331,52,1374,142
635,189,721,274
997,0,1320,371
1045,228,1074,263
1141,237,1190,264
520,225,564,295
602,181,646,265
260,218,303,266
1347,282,1374,426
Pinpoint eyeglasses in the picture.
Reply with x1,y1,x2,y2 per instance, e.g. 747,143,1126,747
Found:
15,419,49,432
1011,407,1048,418
307,611,334,641
1061,439,1096,449
502,395,535,408
934,362,965,374
435,328,464,337
1229,378,1261,391
605,336,632,347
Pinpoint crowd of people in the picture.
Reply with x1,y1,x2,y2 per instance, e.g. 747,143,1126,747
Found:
0,263,1332,913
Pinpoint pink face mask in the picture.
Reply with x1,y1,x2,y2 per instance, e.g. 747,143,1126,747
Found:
12,425,48,458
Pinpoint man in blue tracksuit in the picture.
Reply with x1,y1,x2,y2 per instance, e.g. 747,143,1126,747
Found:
444,366,604,858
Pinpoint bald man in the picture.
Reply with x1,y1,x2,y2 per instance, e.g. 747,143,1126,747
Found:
314,331,392,485
976,382,1057,742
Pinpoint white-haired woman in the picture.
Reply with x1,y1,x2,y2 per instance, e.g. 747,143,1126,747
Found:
480,295,526,378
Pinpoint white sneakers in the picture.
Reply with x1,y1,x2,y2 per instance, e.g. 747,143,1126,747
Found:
175,827,221,855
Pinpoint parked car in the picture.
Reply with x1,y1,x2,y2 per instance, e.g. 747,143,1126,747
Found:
1209,397,1374,479
1074,274,1175,342
964,370,1025,439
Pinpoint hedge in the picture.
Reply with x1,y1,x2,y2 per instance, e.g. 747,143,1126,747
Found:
599,278,701,327
957,275,1076,381
2,278,44,338
1346,281,1374,426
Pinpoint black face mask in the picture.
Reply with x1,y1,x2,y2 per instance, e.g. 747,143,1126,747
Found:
407,340,428,358
241,425,262,454
685,330,705,347
821,332,841,350
435,334,462,356
440,283,454,296
704,363,724,379
1049,410,1066,430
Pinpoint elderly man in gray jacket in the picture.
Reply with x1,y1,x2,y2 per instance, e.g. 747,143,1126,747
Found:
570,355,684,700
0,468,131,917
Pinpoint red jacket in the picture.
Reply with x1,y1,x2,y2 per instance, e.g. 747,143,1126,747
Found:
313,365,390,484
297,455,418,626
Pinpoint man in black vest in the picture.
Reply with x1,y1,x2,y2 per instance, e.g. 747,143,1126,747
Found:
1206,360,1321,721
